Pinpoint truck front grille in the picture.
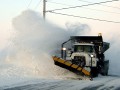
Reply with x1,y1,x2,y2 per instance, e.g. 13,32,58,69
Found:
73,56,86,67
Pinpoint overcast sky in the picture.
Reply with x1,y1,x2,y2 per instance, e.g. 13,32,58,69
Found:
0,0,120,49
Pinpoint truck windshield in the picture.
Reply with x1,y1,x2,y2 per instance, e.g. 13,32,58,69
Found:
74,45,94,53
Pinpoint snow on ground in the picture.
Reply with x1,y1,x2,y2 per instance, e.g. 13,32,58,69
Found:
0,76,120,90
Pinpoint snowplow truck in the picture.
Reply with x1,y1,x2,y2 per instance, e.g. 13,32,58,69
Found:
52,33,110,78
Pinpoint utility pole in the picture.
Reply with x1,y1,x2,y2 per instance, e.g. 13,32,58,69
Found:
43,0,46,20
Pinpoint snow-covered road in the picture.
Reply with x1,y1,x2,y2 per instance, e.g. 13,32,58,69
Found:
1,76,120,90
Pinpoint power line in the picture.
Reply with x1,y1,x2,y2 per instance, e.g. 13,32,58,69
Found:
49,0,120,10
82,7,120,15
34,0,42,9
27,0,33,8
46,0,119,12
48,11,120,23
47,1,120,15
79,0,120,10
47,1,73,6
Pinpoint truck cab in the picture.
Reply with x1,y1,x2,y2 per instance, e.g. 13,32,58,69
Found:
53,34,109,77
69,43,98,68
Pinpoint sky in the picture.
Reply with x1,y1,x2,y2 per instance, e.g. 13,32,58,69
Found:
0,0,120,48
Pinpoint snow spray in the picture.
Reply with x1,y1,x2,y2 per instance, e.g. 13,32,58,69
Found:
0,10,90,81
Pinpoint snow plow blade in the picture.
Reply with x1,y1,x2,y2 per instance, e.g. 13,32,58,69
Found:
52,56,91,77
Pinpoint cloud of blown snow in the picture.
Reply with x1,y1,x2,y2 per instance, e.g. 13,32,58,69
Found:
0,10,90,82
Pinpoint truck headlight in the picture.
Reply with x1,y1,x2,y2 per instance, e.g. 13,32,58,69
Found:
90,54,94,58
62,48,66,50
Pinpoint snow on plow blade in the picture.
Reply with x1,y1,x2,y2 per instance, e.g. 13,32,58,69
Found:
52,56,91,77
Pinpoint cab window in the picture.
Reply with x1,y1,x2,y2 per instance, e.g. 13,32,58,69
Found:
74,45,93,53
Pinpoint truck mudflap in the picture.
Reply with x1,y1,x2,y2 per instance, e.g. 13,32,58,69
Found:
52,56,91,77
100,60,109,75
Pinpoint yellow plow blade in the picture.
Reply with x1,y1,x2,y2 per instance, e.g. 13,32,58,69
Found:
52,56,91,76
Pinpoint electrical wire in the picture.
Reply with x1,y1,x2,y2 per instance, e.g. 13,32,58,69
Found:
46,0,119,12
27,0,33,8
79,0,120,10
81,7,120,15
34,0,42,9
47,1,120,15
47,1,73,6
48,11,120,23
